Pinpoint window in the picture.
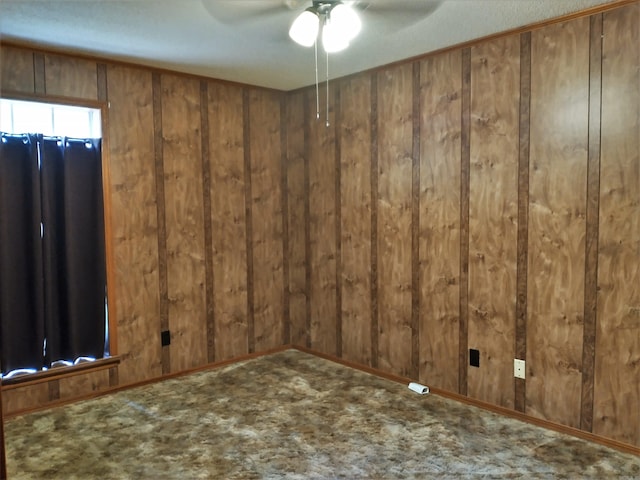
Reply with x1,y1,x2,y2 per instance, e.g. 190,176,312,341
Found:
0,98,110,379
0,98,101,138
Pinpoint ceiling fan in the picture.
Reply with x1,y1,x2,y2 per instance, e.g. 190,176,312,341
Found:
201,0,439,45
201,0,439,125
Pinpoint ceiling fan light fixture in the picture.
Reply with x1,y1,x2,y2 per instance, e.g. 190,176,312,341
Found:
328,3,361,42
289,9,320,47
322,16,349,53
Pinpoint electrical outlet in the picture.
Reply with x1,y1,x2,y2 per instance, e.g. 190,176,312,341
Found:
514,359,525,379
469,349,480,367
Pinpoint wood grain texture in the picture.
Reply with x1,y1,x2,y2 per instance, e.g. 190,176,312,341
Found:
580,14,603,434
286,92,308,347
160,74,207,372
418,49,462,393
339,75,372,366
376,64,414,376
515,32,532,413
106,65,162,386
468,36,520,409
370,74,379,369
200,80,215,363
594,2,640,447
152,73,170,375
527,17,590,428
58,370,110,400
33,53,45,94
334,86,342,357
280,96,291,346
243,89,255,353
1,384,48,415
97,63,108,102
209,82,249,361
303,95,313,349
48,380,60,401
248,89,285,352
307,88,338,355
44,54,98,99
0,45,34,93
410,63,420,381
459,48,471,395
109,366,118,387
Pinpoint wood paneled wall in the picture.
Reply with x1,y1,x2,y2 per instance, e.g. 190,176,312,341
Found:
0,46,287,413
594,4,640,445
287,2,639,448
0,0,637,452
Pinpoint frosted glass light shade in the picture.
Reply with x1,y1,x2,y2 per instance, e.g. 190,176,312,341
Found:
289,9,320,47
322,18,349,53
329,4,361,42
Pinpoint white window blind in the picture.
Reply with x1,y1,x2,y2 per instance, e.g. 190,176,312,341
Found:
0,99,101,138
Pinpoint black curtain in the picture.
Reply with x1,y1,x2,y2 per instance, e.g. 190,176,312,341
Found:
0,134,105,375
0,134,45,374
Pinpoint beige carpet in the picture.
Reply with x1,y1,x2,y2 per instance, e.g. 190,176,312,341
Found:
4,349,639,479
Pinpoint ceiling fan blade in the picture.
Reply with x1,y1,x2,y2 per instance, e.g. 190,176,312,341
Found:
201,0,305,25
355,0,442,32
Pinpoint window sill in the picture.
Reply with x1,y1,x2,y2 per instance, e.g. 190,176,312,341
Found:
1,356,120,390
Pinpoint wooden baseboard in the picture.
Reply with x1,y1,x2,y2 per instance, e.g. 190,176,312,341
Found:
291,345,639,457
3,344,638,457
2,345,291,419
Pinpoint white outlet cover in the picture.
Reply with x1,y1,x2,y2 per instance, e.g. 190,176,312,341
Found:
514,359,526,379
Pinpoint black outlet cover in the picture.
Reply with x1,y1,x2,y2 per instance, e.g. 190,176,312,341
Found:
470,348,480,367
161,330,171,346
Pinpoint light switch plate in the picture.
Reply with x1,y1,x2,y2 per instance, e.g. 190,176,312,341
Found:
514,359,526,379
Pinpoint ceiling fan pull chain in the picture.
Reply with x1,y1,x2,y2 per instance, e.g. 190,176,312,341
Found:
326,48,330,128
315,40,320,120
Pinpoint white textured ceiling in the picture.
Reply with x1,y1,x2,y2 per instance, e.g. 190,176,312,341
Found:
0,0,616,91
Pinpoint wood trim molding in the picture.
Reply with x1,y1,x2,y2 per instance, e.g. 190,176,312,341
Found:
290,0,638,93
1,347,289,420
291,345,640,457
3,346,637,457
1,356,121,390
5,1,633,97
0,40,284,94
0,91,106,109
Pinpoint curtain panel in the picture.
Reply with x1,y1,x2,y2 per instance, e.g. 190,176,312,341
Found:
0,133,106,376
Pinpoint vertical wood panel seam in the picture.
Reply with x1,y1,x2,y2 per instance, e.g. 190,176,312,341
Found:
370,73,379,369
280,95,291,346
580,13,603,433
515,31,532,413
152,72,170,375
243,88,256,354
97,62,119,366
200,80,216,363
48,380,60,402
96,63,107,102
108,366,119,388
33,52,45,95
411,62,421,380
302,93,312,348
334,84,343,357
459,48,471,396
